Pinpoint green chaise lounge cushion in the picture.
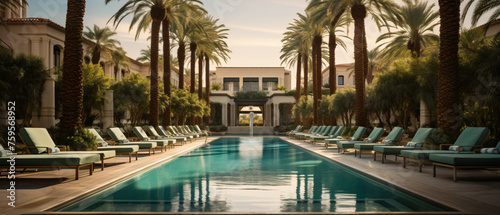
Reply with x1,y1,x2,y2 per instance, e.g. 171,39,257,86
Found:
429,142,500,166
337,128,385,149
401,127,489,160
373,128,436,155
0,154,100,166
309,126,338,141
325,127,366,144
108,128,157,149
133,126,175,147
87,129,139,153
145,126,186,142
20,128,116,160
354,127,405,150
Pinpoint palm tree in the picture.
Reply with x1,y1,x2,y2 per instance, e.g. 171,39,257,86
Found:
110,47,130,80
61,0,86,131
437,0,461,131
323,0,399,127
376,0,439,59
83,24,120,64
107,0,169,127
307,0,350,95
463,0,500,38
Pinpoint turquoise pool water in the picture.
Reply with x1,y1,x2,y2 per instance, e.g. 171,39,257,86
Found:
55,137,453,213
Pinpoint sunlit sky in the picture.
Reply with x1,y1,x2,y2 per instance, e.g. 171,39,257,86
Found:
27,0,490,78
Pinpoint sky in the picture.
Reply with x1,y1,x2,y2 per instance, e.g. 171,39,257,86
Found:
26,0,491,87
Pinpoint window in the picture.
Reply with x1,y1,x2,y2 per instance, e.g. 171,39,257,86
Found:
338,75,344,86
223,77,240,91
53,46,61,68
262,77,278,91
243,77,259,91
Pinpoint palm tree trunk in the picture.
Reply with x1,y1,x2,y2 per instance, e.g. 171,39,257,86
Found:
329,32,336,95
91,47,100,65
205,53,210,125
61,0,86,132
178,43,186,89
190,42,197,93
313,35,322,125
296,53,302,101
303,53,309,97
149,18,161,127
352,4,369,127
437,0,461,131
162,18,171,126
363,29,371,84
311,41,318,125
198,52,203,100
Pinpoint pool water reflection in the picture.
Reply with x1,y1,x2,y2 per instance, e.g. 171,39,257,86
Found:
56,137,453,212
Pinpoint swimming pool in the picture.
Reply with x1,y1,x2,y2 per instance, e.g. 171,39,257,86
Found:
54,137,454,213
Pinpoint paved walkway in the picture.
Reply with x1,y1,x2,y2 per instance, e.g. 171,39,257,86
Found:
1,136,499,214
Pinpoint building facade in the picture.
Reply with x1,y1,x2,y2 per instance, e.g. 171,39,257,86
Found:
210,67,295,127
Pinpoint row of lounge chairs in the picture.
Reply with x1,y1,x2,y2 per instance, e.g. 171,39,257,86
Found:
287,125,499,182
0,125,209,180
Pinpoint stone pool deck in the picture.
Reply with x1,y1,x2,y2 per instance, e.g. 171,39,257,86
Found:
0,136,499,214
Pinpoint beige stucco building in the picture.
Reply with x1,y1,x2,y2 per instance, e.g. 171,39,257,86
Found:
210,67,295,127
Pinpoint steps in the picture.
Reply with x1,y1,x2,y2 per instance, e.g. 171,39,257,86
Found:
226,126,275,135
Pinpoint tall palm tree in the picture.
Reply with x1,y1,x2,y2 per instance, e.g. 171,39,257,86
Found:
323,0,399,127
107,0,169,127
110,47,130,80
437,0,461,131
376,0,439,59
307,0,350,96
61,0,86,131
281,13,313,120
170,3,206,91
83,24,121,64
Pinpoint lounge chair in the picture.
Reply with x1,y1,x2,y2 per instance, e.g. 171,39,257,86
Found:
186,125,207,137
194,125,211,136
290,126,317,139
305,126,333,143
160,126,193,142
19,128,116,171
297,126,325,139
87,128,139,163
373,128,436,163
353,127,405,158
307,126,338,145
336,128,385,153
401,127,489,172
107,128,158,155
286,125,302,137
430,141,500,182
325,127,366,149
171,126,198,139
144,126,187,145
133,126,175,152
0,145,99,180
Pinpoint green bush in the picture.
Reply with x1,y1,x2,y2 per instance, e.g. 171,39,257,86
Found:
66,128,97,151
234,91,267,99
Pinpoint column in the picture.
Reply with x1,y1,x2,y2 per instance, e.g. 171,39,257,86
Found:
259,78,263,91
420,99,431,126
222,103,227,126
22,2,27,18
274,103,280,127
102,90,114,130
32,77,55,128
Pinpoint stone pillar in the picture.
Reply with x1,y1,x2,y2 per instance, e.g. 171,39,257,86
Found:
274,103,280,127
102,90,114,130
32,77,55,128
259,78,262,91
420,99,431,126
222,103,227,126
